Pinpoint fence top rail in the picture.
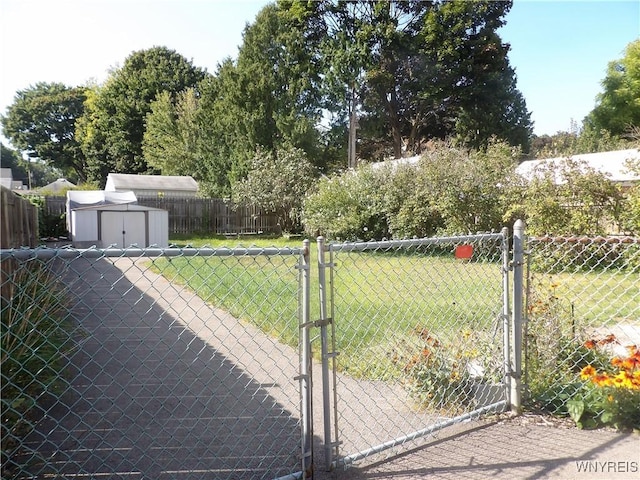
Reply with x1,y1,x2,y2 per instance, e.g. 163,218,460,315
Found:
327,232,506,253
529,235,640,245
0,245,305,260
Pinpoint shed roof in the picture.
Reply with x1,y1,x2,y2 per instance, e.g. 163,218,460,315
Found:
72,203,165,213
106,173,198,191
67,190,137,210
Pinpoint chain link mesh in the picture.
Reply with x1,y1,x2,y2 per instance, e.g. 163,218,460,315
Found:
325,234,508,468
1,247,304,479
524,236,640,419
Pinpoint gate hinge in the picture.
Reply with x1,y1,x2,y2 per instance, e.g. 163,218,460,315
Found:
299,317,333,329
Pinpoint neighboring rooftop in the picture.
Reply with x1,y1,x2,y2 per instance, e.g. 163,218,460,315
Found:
515,149,640,186
41,178,77,192
105,173,198,194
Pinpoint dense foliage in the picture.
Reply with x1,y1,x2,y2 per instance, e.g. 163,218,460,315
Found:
303,141,640,240
585,39,640,138
1,83,88,183
76,47,206,186
303,141,521,240
280,0,532,159
232,145,317,233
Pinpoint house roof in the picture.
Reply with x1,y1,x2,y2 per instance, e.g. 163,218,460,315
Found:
41,178,77,192
106,173,198,191
516,149,640,185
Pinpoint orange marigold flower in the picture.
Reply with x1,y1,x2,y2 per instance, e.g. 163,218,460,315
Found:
584,340,597,349
623,356,640,372
592,374,612,387
580,365,597,380
611,357,624,368
598,334,617,345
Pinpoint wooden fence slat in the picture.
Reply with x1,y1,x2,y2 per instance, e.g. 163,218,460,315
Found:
1,186,38,248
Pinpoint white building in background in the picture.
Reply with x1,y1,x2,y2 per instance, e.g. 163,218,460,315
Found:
66,190,168,248
0,168,26,190
515,149,640,189
370,149,640,189
105,173,199,197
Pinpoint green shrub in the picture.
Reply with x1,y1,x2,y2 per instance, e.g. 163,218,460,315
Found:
302,165,389,240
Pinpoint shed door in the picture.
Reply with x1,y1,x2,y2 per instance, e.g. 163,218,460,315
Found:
101,212,146,248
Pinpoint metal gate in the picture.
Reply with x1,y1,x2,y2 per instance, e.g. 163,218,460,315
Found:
1,246,308,479
312,230,514,472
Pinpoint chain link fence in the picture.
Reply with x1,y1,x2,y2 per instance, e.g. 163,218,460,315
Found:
524,235,640,426
6,227,634,478
1,247,306,479
320,232,510,470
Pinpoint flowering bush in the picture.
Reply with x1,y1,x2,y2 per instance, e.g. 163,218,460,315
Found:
401,329,473,413
567,340,640,431
397,326,503,414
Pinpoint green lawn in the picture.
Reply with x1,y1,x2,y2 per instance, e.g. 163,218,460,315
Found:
155,236,507,379
156,235,638,381
528,270,639,327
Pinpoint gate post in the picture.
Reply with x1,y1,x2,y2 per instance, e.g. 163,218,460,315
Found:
299,239,313,478
317,236,339,470
511,219,525,413
501,227,512,410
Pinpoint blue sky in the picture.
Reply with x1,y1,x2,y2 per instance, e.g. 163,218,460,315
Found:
0,0,638,139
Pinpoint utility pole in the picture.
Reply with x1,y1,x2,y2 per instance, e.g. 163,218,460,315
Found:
347,85,358,169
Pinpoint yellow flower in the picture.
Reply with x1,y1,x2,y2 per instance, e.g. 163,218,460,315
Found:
580,365,596,380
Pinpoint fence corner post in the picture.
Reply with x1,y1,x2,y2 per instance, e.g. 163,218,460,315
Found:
511,219,525,414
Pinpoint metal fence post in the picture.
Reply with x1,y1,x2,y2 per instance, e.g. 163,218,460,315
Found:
501,227,512,409
317,236,333,469
299,239,313,479
511,219,525,413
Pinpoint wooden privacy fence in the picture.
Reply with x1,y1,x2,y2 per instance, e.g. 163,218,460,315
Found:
1,186,38,248
42,195,279,235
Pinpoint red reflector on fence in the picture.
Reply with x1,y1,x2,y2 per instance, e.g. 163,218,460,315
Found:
455,244,473,260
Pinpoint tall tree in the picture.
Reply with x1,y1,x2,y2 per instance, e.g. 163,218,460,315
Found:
232,3,324,167
280,0,532,162
1,82,88,182
143,81,234,197
77,46,206,186
584,39,640,137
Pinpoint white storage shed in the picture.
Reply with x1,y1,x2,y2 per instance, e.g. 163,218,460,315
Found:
66,190,169,248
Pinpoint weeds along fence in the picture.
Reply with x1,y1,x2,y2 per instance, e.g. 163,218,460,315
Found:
523,235,640,426
41,195,279,235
